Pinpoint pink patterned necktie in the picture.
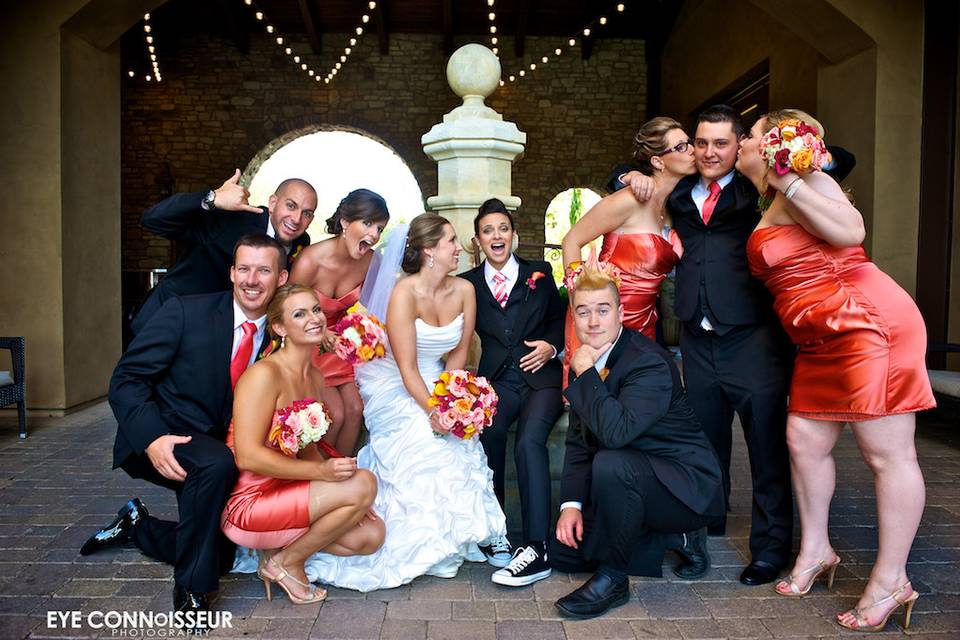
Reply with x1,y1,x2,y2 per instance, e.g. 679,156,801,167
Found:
492,272,508,307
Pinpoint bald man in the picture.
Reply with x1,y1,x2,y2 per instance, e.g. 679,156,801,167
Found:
131,171,315,334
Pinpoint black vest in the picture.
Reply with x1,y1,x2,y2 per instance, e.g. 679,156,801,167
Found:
669,173,776,328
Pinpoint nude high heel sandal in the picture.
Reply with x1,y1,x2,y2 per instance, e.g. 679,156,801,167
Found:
774,557,841,596
837,582,919,632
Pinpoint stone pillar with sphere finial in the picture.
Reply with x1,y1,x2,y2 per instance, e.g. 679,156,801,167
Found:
421,43,527,272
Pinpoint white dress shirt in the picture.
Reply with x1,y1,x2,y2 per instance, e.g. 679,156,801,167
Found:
691,170,734,218
691,171,734,331
231,300,269,368
484,254,520,300
265,219,292,254
560,328,623,513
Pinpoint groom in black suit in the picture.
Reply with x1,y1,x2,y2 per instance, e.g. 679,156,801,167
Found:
81,234,288,613
131,170,314,334
620,105,795,585
460,199,566,586
551,268,724,619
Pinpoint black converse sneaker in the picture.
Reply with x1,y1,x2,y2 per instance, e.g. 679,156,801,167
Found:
491,544,552,586
479,535,513,568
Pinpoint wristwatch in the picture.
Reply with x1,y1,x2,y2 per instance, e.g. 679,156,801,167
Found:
201,190,216,211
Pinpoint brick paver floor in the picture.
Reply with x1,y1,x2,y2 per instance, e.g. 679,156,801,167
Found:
1,403,957,639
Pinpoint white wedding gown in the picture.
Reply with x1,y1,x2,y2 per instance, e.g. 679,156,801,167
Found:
302,313,506,592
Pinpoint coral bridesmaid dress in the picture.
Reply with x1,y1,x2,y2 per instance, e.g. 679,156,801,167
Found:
220,402,313,549
312,284,362,386
747,224,935,421
563,231,681,384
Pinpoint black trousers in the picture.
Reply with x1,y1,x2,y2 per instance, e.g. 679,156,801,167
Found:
680,321,793,567
481,367,562,543
550,449,713,576
120,431,238,593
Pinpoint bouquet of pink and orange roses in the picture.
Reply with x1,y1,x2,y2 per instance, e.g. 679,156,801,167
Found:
428,369,498,440
759,118,829,176
267,398,334,457
332,302,388,365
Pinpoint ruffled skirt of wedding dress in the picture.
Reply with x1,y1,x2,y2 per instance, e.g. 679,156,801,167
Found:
300,353,506,592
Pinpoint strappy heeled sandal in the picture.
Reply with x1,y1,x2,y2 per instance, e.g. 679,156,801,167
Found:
774,556,841,596
837,581,919,632
258,557,327,605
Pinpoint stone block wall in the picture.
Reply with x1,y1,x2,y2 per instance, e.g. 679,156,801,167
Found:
121,31,646,270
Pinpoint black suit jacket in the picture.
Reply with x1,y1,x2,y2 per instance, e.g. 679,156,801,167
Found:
669,173,775,327
460,257,566,390
559,329,724,517
110,291,267,469
132,191,310,333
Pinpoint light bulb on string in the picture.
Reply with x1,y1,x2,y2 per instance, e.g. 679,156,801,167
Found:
599,16,607,25
362,15,369,23
583,28,591,36
266,25,274,33
617,3,625,12
369,1,377,8
569,38,576,46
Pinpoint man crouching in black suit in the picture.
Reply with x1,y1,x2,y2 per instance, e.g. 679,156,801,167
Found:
551,266,725,620
81,234,288,615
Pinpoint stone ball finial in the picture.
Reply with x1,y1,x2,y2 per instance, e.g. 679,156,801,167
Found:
446,44,501,100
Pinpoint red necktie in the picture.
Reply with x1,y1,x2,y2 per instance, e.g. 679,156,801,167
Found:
230,321,257,389
701,181,722,224
492,272,508,307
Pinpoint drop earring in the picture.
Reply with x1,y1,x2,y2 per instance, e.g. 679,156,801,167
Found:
280,335,286,349
428,254,434,269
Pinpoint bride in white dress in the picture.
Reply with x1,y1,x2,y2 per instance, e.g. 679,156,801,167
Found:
303,214,506,592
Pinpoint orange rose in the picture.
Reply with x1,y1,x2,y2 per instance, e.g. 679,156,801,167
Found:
790,148,812,173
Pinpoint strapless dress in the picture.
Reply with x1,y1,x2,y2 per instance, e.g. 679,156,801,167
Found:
747,224,935,420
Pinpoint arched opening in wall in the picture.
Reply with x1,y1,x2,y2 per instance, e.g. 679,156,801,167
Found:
543,187,603,285
245,128,425,240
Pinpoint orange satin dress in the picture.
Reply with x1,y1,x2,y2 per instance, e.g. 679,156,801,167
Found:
312,284,362,387
563,231,681,385
220,403,312,549
747,224,935,421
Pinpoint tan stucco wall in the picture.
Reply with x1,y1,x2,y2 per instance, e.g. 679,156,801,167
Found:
61,30,122,408
0,1,130,410
822,0,924,293
660,0,821,123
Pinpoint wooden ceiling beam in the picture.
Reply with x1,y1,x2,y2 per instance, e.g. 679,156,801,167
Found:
442,0,453,55
514,0,532,58
215,0,248,54
298,0,322,55
373,0,389,55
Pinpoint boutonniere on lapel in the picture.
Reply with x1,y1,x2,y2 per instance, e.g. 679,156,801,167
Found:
599,368,610,381
258,337,280,360
524,271,546,301
290,244,304,264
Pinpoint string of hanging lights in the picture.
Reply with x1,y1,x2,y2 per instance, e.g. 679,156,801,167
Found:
127,12,162,82
486,0,499,57
240,0,324,83
501,2,627,86
323,1,377,85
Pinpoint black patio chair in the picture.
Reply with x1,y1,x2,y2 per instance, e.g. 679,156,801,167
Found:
0,337,26,438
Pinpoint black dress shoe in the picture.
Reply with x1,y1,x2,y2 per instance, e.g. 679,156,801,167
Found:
79,498,147,556
739,560,782,586
173,585,210,612
555,571,630,620
673,527,711,580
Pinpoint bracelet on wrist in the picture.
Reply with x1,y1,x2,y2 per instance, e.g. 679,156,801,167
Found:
784,177,803,200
